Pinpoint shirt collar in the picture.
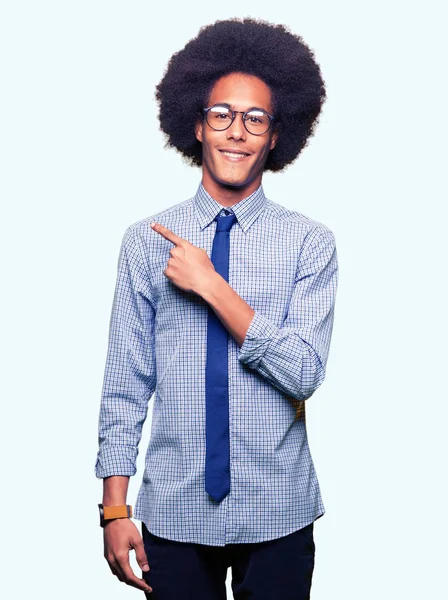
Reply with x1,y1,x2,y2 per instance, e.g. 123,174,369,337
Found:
193,181,267,234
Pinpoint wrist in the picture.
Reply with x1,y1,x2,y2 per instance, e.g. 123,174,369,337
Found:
198,271,224,301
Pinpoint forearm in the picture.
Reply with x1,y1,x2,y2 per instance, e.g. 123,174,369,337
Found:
199,274,325,399
102,475,130,505
199,272,255,347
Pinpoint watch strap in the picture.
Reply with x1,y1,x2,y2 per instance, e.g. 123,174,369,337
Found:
104,505,132,520
98,503,133,526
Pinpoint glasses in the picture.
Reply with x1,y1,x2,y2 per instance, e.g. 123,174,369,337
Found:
203,104,275,136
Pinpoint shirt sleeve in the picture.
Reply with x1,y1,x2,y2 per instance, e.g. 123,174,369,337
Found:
94,225,156,478
237,226,339,400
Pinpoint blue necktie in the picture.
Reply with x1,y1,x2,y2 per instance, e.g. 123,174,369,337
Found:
205,210,237,502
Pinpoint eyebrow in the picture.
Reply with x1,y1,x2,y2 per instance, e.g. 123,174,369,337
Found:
212,102,269,113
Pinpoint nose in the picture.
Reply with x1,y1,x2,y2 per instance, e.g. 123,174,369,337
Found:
226,112,246,141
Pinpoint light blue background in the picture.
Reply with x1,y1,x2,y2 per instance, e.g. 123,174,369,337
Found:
1,1,447,598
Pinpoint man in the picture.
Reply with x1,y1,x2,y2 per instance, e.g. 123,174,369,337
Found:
95,17,339,599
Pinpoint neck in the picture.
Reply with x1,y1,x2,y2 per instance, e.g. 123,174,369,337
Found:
201,175,262,207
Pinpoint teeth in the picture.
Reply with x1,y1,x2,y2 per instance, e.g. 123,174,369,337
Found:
221,151,248,158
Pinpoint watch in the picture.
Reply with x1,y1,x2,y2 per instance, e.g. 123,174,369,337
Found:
98,503,133,527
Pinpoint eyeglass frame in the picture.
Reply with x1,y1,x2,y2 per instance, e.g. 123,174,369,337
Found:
202,104,276,136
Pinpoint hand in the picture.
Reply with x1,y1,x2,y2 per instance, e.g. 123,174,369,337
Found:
150,222,217,296
103,518,153,594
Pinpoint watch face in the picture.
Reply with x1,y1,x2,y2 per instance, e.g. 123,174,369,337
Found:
98,503,104,526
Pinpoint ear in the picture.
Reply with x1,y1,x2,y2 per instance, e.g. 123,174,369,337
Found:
194,119,203,143
269,129,278,151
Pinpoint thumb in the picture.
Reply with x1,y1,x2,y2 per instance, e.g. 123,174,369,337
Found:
134,536,150,572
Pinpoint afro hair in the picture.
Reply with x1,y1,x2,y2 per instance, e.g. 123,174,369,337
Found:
155,17,327,172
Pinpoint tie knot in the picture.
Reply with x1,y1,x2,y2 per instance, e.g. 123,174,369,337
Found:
215,212,237,233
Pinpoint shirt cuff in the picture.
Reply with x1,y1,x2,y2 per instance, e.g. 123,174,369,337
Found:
94,445,138,478
237,310,280,369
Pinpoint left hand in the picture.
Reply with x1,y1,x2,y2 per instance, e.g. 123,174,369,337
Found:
150,222,216,295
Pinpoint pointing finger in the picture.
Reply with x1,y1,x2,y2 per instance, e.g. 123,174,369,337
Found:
150,222,185,246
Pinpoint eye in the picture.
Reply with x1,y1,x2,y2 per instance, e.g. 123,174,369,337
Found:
244,110,268,125
209,106,232,120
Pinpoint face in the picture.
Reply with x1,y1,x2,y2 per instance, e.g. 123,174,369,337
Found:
194,72,278,202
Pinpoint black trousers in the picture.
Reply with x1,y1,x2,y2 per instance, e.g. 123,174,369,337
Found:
142,520,315,599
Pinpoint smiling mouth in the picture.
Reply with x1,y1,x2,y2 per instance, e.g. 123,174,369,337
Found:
219,150,250,160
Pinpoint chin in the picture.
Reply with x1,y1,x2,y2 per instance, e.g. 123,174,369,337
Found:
215,172,250,189
217,179,246,189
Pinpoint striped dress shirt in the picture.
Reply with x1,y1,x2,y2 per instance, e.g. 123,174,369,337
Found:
95,181,339,546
